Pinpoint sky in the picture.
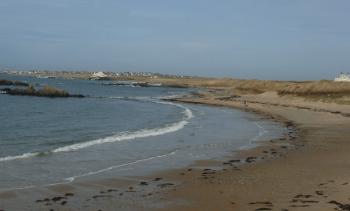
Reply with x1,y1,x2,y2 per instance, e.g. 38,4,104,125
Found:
0,0,350,80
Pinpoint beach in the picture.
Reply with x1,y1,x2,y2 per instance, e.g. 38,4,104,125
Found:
2,0,350,210
1,85,350,210
160,92,350,210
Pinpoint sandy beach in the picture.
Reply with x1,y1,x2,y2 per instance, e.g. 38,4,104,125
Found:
160,92,350,211
1,88,350,211
2,0,350,210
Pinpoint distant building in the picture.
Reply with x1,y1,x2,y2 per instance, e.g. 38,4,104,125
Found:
334,72,350,82
92,72,107,78
91,72,108,80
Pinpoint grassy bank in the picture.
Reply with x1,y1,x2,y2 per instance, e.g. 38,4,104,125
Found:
136,77,350,104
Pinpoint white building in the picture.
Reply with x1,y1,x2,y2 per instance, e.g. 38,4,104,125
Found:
334,72,350,82
92,72,107,78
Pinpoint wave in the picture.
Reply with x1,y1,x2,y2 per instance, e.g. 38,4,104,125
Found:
0,98,193,161
250,122,268,141
0,152,39,162
64,150,177,182
53,120,188,153
239,122,269,150
0,151,177,191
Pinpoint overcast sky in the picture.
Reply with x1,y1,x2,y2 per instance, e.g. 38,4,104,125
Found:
0,0,349,80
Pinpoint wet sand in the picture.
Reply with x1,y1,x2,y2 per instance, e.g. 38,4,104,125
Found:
1,91,350,211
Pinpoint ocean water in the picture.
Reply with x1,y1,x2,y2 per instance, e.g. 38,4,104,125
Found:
0,74,284,190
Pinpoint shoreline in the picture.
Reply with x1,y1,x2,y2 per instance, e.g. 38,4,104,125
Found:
1,91,350,210
0,94,293,211
155,94,350,211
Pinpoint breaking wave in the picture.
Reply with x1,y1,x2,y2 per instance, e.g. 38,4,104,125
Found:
0,98,193,162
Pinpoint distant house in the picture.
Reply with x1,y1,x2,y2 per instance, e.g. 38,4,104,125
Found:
91,72,109,80
334,72,350,82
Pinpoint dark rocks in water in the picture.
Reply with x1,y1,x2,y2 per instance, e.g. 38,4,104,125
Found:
139,181,148,186
0,86,84,98
0,79,29,87
103,81,188,88
103,81,162,88
153,177,163,181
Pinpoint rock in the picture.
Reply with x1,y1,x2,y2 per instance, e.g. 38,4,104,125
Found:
64,193,74,197
157,183,174,188
51,196,65,202
245,157,257,163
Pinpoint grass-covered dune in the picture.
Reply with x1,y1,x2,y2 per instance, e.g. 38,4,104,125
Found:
130,77,350,104
136,77,350,95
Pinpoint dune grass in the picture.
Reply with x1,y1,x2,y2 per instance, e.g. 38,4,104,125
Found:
134,76,350,104
276,80,350,96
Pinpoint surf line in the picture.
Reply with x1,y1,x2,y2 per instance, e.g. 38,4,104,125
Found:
239,122,268,150
63,150,177,182
0,151,177,192
0,98,193,162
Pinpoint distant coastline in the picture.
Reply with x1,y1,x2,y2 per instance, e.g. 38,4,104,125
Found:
3,70,350,104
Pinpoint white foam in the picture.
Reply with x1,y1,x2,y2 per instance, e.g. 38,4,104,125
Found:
0,152,39,162
65,150,177,182
155,100,194,119
53,120,189,153
0,99,193,161
53,100,193,153
0,185,36,192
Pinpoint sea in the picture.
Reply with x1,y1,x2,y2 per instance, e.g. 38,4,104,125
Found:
0,73,285,190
